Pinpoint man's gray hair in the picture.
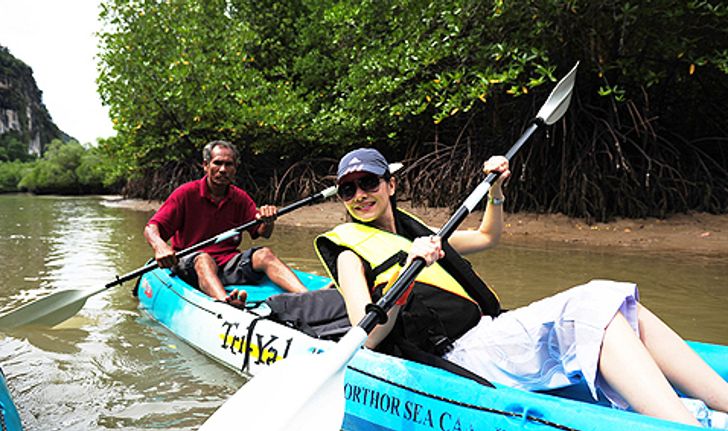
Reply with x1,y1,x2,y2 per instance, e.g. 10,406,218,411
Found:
202,140,239,164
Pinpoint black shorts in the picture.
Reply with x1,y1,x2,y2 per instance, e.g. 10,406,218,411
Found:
175,246,264,287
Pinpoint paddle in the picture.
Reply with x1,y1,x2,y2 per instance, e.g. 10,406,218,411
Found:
199,62,579,431
0,163,403,330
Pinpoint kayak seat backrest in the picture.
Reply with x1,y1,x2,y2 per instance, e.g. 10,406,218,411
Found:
264,289,352,340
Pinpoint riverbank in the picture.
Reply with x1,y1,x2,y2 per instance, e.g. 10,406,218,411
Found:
102,196,728,258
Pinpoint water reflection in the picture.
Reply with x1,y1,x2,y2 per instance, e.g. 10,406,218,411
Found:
7,326,88,355
0,195,55,307
43,199,119,291
0,195,725,430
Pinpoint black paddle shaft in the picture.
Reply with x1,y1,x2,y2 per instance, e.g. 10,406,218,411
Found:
105,190,329,289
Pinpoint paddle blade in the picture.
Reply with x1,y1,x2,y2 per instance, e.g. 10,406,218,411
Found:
388,162,403,174
536,62,579,125
200,327,368,431
0,288,97,329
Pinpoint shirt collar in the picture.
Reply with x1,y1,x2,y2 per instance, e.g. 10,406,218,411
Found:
199,175,230,205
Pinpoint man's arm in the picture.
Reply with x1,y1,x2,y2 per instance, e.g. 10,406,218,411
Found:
144,223,178,268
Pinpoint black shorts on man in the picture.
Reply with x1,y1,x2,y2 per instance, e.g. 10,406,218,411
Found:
174,246,264,288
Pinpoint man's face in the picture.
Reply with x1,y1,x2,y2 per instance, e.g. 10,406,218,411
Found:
203,145,237,189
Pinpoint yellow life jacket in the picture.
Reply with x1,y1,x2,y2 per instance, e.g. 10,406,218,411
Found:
314,209,500,356
316,222,475,302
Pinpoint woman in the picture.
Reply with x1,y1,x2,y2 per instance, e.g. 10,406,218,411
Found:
314,148,728,427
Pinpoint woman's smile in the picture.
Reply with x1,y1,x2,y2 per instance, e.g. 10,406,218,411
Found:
348,197,379,219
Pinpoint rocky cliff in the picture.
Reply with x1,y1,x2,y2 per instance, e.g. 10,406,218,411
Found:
0,45,69,159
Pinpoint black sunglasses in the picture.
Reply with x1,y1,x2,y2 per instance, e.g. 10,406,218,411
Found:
337,174,383,200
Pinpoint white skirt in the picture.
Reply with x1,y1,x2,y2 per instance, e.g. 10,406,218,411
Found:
444,279,640,408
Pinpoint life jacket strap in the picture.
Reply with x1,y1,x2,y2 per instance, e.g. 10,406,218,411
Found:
371,250,408,278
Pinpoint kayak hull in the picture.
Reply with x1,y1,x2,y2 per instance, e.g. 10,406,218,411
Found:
0,367,23,431
137,268,334,376
137,268,726,431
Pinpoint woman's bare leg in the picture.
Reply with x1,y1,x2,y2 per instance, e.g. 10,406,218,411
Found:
637,303,728,412
599,312,699,426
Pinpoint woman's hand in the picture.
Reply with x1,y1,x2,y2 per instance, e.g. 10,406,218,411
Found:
483,156,510,195
407,235,445,267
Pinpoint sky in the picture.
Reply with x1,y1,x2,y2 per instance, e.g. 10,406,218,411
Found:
0,0,115,145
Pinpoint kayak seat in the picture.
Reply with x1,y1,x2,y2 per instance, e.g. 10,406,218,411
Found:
265,289,352,340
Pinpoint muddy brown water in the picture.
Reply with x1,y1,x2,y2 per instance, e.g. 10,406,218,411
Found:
0,194,726,430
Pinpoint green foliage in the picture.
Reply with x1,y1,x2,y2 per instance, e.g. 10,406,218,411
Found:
0,132,34,162
76,147,110,191
18,140,107,194
0,160,33,192
97,0,728,218
287,0,556,146
93,136,128,188
97,0,306,179
98,0,727,154
96,0,561,178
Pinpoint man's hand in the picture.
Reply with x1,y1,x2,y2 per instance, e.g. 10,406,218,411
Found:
256,205,278,223
154,243,178,268
144,223,178,268
255,205,278,238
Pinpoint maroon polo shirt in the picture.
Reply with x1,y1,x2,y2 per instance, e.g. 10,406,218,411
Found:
147,176,258,266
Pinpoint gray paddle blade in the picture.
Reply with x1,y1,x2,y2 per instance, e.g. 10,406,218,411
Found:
0,289,93,329
536,62,579,125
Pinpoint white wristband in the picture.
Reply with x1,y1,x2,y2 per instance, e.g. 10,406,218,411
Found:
488,196,505,206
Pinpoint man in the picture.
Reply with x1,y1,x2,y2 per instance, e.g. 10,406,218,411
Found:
144,140,308,308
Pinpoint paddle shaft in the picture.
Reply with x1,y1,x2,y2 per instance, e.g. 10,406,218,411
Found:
359,120,542,333
105,187,335,289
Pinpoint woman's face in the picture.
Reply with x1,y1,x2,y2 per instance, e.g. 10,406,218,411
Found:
338,171,395,224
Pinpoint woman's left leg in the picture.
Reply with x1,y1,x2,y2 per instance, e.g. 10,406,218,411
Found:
636,303,728,413
599,311,699,426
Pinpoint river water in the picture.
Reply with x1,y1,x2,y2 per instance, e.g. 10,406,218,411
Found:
0,194,726,430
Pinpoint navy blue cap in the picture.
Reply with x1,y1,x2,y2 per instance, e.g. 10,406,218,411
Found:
337,148,389,182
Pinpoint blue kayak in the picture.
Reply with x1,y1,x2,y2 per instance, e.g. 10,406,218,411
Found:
136,268,727,430
0,367,22,431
